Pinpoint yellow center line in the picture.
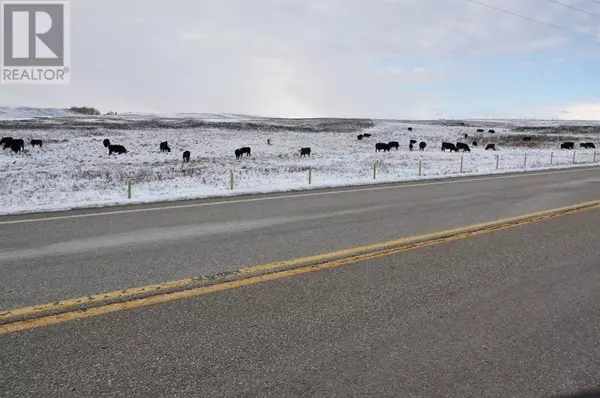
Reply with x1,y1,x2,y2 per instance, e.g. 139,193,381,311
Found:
2,199,600,335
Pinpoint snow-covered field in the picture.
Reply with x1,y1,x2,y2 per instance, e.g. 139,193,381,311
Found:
0,106,80,120
1,110,599,215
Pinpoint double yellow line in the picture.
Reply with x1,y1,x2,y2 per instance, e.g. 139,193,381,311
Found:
2,199,600,335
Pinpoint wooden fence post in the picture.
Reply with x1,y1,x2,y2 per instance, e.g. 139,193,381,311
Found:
418,160,422,176
127,181,131,199
524,153,527,168
373,162,377,180
550,151,553,165
230,171,234,190
496,154,500,170
460,156,464,173
308,168,312,185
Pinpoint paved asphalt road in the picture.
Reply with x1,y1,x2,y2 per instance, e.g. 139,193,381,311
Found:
1,167,600,312
2,189,600,397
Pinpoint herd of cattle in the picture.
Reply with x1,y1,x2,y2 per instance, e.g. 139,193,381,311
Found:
0,128,596,162
360,127,596,154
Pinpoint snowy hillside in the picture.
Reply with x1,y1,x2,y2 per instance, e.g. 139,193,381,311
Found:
0,114,599,215
0,107,81,120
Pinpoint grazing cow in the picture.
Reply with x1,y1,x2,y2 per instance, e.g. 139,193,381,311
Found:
472,141,478,147
488,129,496,134
30,139,43,148
419,141,427,151
376,143,390,152
103,138,111,148
239,147,251,157
441,142,458,152
561,142,575,150
108,144,128,155
235,149,241,159
409,139,417,145
357,135,363,141
477,129,484,133
160,141,171,153
522,136,532,142
1,137,13,147
485,144,496,151
456,142,471,152
300,147,311,157
363,133,372,138
267,139,271,145
409,143,414,151
408,127,413,132
388,141,399,150
10,139,24,153
183,150,190,163
580,142,595,149
464,133,468,138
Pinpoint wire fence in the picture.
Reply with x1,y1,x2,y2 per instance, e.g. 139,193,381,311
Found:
116,150,598,199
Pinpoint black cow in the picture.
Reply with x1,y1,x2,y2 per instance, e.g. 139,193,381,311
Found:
488,129,496,134
561,142,575,150
239,147,251,157
472,141,478,147
409,139,417,145
103,138,111,148
456,142,471,152
408,127,413,132
30,139,43,148
376,143,390,152
267,139,271,145
183,150,190,163
388,141,399,150
441,142,458,152
419,141,427,151
235,149,241,159
409,143,414,151
485,144,496,151
160,141,171,153
10,139,24,153
363,133,371,138
477,129,484,133
357,135,363,141
1,137,13,147
464,133,468,138
522,136,532,142
300,147,311,157
582,142,596,149
108,144,128,155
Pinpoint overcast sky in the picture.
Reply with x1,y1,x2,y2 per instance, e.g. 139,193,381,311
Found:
2,0,600,119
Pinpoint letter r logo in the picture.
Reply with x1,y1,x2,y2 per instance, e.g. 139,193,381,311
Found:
1,2,67,67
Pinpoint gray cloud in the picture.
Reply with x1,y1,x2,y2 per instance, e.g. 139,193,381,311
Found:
1,0,598,118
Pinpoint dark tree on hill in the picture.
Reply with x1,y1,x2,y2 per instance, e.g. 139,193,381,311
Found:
70,106,101,115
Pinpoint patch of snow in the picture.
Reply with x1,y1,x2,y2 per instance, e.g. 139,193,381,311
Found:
0,106,80,120
1,117,599,215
